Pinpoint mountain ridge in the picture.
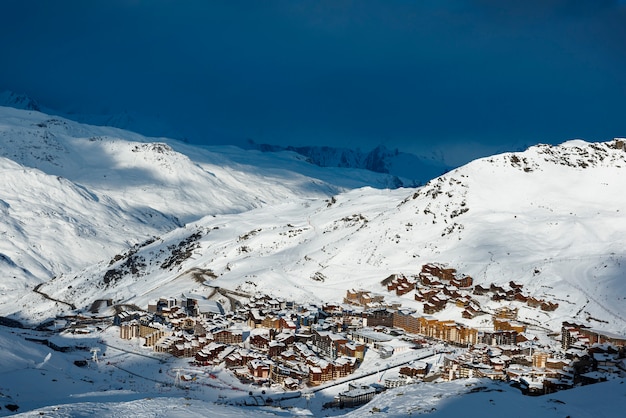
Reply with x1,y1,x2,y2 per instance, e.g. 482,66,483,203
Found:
9,131,624,338
245,140,450,186
0,104,625,418
0,105,624,337
1,90,451,184
0,105,406,319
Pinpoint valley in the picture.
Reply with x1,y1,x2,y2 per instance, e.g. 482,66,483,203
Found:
0,106,625,416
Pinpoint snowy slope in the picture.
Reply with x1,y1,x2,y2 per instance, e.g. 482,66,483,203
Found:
0,106,403,320
1,90,451,184
1,324,624,418
28,139,626,336
7,378,625,417
1,105,625,418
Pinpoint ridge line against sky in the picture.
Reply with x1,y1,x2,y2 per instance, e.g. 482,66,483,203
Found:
1,0,625,165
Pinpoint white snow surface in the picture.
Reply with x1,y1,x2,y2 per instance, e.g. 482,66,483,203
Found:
0,106,401,320
16,127,625,336
0,106,625,416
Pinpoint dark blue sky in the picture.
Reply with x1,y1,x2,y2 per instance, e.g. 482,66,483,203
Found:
1,0,625,164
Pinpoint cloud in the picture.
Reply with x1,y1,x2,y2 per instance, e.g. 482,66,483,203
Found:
0,0,624,164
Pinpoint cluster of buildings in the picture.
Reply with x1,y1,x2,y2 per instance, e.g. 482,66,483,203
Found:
442,336,626,395
118,293,370,388
114,262,625,397
341,263,626,395
561,322,626,350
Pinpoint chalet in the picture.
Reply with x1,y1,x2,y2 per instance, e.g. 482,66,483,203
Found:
224,346,258,368
421,263,457,282
443,285,461,298
414,287,438,302
579,371,607,385
494,306,518,320
308,360,333,385
400,360,428,378
479,330,517,346
275,332,295,346
282,377,300,390
337,357,358,378
451,275,473,288
344,289,384,307
311,329,349,359
455,295,471,308
249,333,271,351
337,384,376,408
268,340,285,358
423,298,446,314
490,284,506,294
271,364,306,386
340,342,366,361
248,310,265,329
267,299,284,311
248,359,271,379
540,301,559,312
546,358,570,371
280,349,298,361
295,332,313,344
261,315,281,330
473,284,489,295
172,341,191,357
212,328,243,345
279,317,298,331
154,335,180,354
385,274,416,296
419,273,441,286
294,341,316,360
225,350,245,368
514,292,529,303
516,332,539,344
489,357,506,372
321,303,343,316
363,308,394,328
194,342,227,364
308,366,323,385
462,306,480,319
493,319,526,334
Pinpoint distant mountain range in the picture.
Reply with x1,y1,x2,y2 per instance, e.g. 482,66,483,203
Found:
244,140,451,187
1,90,451,186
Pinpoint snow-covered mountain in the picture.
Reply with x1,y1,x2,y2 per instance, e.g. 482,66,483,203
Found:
1,105,625,417
0,105,406,319
0,91,41,111
1,90,451,184
245,140,450,186
4,104,621,337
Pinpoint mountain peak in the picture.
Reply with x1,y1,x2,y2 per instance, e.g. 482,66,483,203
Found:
245,140,450,186
0,90,41,111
